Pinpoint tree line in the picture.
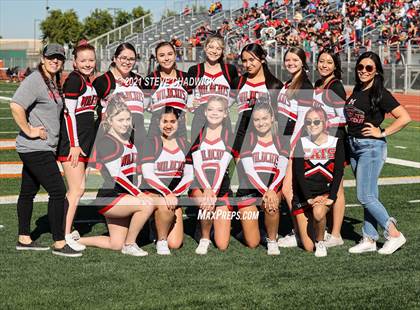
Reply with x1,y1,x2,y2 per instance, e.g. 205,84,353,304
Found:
40,6,152,46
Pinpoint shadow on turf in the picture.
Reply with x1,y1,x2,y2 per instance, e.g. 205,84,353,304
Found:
29,203,368,247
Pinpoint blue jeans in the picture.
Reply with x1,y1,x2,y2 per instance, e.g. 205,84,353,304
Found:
348,137,396,240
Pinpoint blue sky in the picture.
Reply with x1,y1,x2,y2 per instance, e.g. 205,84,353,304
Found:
0,0,228,39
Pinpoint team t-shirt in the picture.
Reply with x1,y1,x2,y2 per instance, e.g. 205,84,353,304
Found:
345,88,399,139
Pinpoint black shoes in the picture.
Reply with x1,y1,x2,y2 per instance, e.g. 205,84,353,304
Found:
51,244,83,257
16,241,50,251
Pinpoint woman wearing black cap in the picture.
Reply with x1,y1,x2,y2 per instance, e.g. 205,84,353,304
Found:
10,43,82,257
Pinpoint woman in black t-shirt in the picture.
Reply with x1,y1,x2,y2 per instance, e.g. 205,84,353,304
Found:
345,52,411,255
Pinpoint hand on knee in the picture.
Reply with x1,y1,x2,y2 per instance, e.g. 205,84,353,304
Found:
313,206,326,222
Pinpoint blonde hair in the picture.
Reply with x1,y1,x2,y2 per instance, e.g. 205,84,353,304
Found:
205,35,225,49
204,35,225,63
102,95,132,133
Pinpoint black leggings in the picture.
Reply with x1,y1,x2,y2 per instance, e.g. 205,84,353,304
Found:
17,151,66,241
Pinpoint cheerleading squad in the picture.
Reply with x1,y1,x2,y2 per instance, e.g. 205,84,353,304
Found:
10,36,411,258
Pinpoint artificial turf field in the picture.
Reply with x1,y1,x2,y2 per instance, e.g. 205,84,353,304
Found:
0,81,419,309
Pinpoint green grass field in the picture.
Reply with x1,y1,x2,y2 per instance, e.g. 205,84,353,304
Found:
0,81,419,309
0,184,419,309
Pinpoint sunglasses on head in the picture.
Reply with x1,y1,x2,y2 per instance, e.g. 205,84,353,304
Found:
305,119,322,126
356,64,375,72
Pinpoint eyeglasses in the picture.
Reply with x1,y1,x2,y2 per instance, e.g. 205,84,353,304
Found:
305,119,323,126
117,56,136,63
356,64,375,72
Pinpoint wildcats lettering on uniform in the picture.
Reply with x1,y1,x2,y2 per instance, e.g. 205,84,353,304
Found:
237,81,271,113
156,88,187,101
252,152,279,165
80,96,98,108
196,83,230,97
120,90,144,102
141,136,193,196
121,153,137,166
201,149,225,161
156,160,185,172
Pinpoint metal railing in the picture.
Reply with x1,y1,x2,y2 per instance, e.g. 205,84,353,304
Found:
88,13,152,50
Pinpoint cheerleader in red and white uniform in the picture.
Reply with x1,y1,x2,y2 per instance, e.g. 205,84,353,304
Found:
187,96,236,254
185,35,238,141
93,42,146,148
236,103,288,255
78,98,155,256
57,42,98,251
140,107,193,255
142,42,188,137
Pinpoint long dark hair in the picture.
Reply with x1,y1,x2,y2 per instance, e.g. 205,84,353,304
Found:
284,47,310,99
316,49,342,81
240,43,279,89
37,62,64,103
354,51,384,113
111,42,137,67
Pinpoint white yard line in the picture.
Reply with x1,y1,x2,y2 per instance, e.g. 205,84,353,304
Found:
386,158,420,168
408,199,420,203
394,146,407,149
0,96,12,101
0,140,15,148
0,176,419,205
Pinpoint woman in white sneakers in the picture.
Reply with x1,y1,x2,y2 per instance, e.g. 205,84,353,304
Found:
77,97,155,256
140,107,193,255
292,107,345,257
345,52,410,255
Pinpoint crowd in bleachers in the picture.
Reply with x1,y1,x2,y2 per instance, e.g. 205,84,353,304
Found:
174,0,419,61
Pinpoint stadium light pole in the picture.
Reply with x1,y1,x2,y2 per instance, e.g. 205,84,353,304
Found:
107,8,121,28
33,19,41,52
